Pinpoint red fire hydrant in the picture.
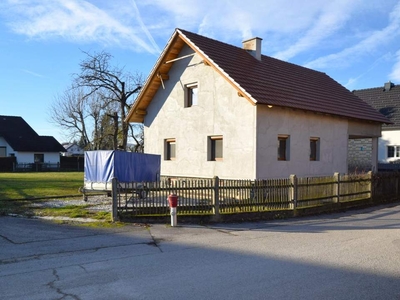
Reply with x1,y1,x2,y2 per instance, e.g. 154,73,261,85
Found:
168,194,178,226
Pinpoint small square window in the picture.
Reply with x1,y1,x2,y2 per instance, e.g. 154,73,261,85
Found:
310,137,320,161
208,136,223,161
165,139,176,160
278,135,289,161
185,84,198,107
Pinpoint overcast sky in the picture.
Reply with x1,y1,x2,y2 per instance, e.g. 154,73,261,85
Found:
1,0,399,143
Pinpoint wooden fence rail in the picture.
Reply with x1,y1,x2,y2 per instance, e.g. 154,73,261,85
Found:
112,172,400,221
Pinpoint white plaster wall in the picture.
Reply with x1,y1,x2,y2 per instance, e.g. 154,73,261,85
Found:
348,121,381,138
15,152,60,164
379,130,400,162
144,46,257,179
256,107,349,178
143,45,359,179
0,137,15,156
15,152,34,163
44,153,61,163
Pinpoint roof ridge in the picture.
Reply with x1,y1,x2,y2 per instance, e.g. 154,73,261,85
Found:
177,28,244,51
353,83,398,92
178,28,327,76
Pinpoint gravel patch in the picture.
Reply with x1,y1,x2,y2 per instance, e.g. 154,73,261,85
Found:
31,195,113,212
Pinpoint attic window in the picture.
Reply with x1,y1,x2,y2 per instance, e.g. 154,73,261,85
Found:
0,147,6,157
185,83,198,107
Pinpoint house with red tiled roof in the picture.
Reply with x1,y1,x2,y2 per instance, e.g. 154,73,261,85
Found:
352,82,400,167
0,115,65,166
126,29,390,179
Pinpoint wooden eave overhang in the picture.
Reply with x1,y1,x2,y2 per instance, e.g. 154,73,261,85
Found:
126,31,186,123
125,29,256,123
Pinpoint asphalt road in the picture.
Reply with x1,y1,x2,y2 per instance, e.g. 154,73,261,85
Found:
1,204,400,300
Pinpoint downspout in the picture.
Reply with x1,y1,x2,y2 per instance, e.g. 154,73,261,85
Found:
254,104,258,180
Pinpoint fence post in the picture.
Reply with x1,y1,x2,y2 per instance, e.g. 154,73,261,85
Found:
111,177,118,222
289,174,297,211
367,171,373,202
334,172,340,203
213,176,220,221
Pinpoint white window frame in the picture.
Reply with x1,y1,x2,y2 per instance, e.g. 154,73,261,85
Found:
185,83,198,107
387,145,400,159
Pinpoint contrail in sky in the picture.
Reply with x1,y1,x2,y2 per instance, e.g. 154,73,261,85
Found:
131,0,162,55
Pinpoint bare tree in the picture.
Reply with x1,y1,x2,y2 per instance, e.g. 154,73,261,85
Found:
74,51,142,150
128,123,144,152
49,51,144,151
50,87,91,148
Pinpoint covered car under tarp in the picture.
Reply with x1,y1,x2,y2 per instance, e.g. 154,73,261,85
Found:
83,150,161,191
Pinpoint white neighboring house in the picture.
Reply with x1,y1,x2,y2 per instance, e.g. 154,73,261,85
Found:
0,115,65,164
126,29,389,179
62,143,84,157
353,82,399,163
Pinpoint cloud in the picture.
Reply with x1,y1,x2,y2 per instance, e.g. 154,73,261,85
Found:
142,0,340,41
2,0,400,76
273,0,361,61
389,49,400,82
1,0,161,54
343,54,390,89
304,1,400,70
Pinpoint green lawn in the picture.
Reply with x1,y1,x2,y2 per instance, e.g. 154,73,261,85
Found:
0,172,84,216
0,172,122,226
0,172,83,200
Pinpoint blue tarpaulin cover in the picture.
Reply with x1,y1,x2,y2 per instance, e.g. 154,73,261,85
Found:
84,150,161,183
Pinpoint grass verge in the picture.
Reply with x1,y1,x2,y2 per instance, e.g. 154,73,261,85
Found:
0,172,83,200
0,172,124,227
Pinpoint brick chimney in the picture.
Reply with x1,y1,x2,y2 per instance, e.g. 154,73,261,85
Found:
242,37,262,61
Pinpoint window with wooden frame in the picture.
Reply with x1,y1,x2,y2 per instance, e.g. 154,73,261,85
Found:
164,139,176,160
310,137,320,161
185,83,198,107
208,136,223,161
278,135,290,161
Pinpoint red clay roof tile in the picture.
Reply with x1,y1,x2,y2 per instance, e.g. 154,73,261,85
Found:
178,28,390,124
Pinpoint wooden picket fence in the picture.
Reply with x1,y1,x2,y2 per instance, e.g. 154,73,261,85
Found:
111,172,400,221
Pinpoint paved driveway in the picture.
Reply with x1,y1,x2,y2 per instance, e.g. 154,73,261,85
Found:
1,204,400,299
